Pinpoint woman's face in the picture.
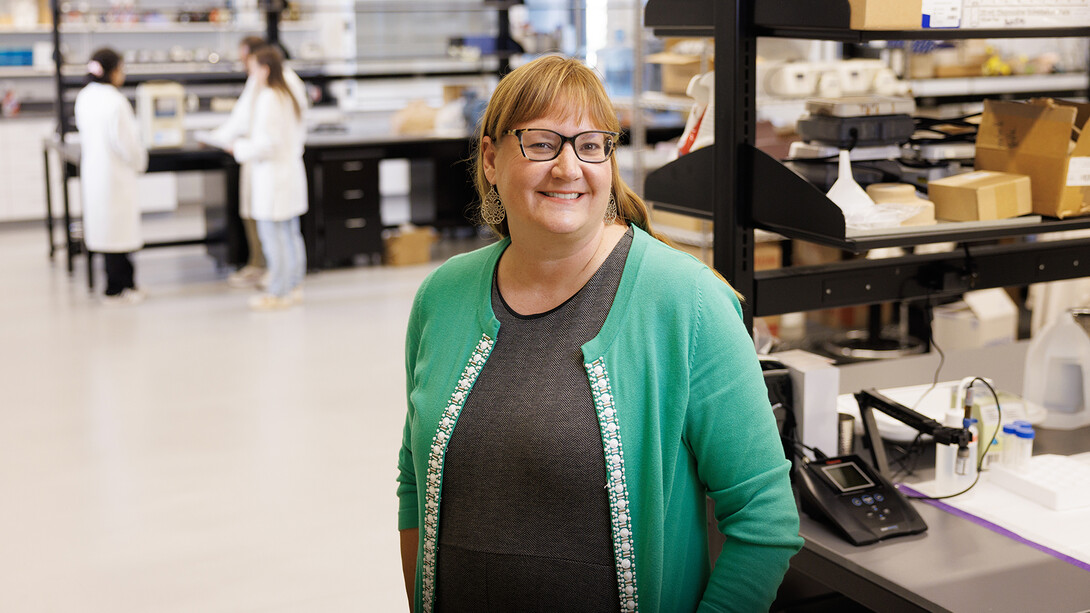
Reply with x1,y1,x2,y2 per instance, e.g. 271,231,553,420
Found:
483,109,613,242
249,57,269,87
110,62,125,87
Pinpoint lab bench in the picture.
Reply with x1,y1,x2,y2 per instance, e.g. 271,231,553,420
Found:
787,342,1090,611
792,422,1090,612
44,125,477,288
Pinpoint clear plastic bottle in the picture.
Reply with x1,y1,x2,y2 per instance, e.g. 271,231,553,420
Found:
1000,423,1018,468
1012,423,1035,471
935,410,978,496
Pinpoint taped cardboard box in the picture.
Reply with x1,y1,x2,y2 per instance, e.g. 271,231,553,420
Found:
382,225,437,266
928,170,1032,221
849,0,922,30
646,52,713,96
649,209,782,271
975,98,1090,219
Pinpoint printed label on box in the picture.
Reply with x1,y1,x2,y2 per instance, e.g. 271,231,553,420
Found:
1066,157,1090,186
963,0,1090,29
922,0,963,27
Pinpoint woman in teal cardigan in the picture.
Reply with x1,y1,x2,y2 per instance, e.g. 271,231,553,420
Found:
397,55,802,613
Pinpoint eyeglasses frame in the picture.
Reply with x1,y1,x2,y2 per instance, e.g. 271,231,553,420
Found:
503,128,619,164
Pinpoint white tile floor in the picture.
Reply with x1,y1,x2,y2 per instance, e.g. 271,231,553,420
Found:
0,213,472,612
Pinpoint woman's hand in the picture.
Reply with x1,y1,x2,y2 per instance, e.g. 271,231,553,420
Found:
400,527,419,611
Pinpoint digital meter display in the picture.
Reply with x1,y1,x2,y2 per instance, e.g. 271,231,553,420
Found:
821,461,875,493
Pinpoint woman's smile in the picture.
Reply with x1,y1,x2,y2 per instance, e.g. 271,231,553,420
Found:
542,191,582,200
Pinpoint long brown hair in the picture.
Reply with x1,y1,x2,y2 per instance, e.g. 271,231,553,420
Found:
251,46,301,120
472,54,669,244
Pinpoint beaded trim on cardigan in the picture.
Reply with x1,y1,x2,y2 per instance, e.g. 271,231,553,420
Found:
419,334,495,613
585,357,639,612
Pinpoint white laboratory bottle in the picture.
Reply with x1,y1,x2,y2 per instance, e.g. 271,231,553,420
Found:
999,423,1018,468
1012,423,1035,471
935,410,978,496
1023,308,1090,429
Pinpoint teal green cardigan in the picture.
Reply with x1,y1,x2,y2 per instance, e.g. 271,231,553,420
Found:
398,226,803,612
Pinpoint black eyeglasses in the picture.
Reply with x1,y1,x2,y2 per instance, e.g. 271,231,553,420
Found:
504,128,618,163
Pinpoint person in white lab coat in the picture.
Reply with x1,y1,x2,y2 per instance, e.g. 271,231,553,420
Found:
211,36,308,289
74,47,149,305
228,46,308,311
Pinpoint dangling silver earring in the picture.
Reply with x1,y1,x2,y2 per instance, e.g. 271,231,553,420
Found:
604,192,618,224
481,185,505,225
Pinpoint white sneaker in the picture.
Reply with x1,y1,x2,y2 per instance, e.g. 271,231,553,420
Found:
289,287,304,305
249,293,292,311
228,266,265,289
257,271,271,291
101,288,146,306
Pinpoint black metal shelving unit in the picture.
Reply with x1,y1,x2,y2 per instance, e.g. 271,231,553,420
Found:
644,0,1090,326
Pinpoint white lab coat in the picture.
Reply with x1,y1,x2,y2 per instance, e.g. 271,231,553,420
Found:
211,67,307,219
73,82,149,253
232,88,307,221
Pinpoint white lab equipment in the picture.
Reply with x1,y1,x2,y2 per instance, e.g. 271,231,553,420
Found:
1023,308,1090,430
826,149,875,217
989,454,1090,511
136,81,186,149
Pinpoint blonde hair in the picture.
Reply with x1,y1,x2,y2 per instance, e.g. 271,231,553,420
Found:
470,54,739,296
471,54,669,244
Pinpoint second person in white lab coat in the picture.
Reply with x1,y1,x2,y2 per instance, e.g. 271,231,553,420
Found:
74,47,149,305
229,46,308,311
212,36,308,289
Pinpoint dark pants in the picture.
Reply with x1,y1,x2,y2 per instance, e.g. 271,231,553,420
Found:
104,252,136,296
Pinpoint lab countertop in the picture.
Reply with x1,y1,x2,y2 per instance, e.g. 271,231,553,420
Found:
303,123,469,148
52,123,471,163
796,424,1090,612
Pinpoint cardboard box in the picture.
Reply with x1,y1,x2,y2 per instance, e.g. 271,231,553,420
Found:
651,208,707,234
975,98,1090,219
649,209,782,271
382,225,437,266
933,63,983,78
848,0,923,30
928,170,1032,221
931,288,1017,352
646,52,713,96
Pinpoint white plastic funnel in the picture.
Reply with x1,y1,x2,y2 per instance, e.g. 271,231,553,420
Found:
826,149,875,217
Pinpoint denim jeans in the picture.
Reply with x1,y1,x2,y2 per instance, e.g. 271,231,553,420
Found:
256,217,306,297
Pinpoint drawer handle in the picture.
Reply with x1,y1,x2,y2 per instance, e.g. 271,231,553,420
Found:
342,161,364,172
343,189,364,200
345,218,367,229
